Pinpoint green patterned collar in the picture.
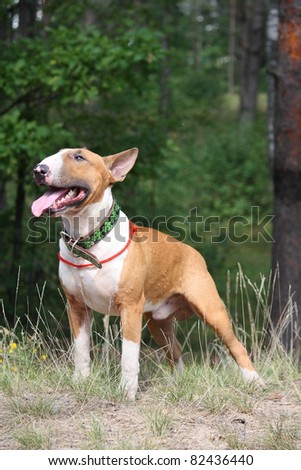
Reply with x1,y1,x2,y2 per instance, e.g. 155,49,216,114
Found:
61,200,121,267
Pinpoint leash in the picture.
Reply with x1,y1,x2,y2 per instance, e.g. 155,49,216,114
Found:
58,222,138,269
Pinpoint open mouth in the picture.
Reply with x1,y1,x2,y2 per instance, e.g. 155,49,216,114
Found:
31,186,88,217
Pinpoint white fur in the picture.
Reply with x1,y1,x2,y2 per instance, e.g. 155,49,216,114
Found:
38,149,71,184
145,296,184,320
175,356,184,373
240,367,264,385
73,320,91,379
121,339,140,401
59,188,130,315
61,187,114,239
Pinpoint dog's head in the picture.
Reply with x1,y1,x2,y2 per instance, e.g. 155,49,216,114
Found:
31,147,138,217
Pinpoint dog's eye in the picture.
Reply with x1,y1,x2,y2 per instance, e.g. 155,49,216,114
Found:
73,153,85,162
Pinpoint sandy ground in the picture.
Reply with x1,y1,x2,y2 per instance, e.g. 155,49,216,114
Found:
1,380,301,450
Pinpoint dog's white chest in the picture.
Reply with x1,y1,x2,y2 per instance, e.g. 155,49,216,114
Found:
59,256,124,315
58,216,129,315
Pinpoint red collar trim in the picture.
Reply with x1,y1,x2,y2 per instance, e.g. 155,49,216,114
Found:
58,223,138,268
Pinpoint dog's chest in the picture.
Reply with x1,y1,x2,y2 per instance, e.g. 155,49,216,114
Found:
58,215,130,315
59,246,127,316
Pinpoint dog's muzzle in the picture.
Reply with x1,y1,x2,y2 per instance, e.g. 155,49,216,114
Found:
33,164,50,184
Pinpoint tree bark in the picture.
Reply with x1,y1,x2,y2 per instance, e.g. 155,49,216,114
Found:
9,0,37,278
272,0,301,352
239,0,266,123
228,0,236,95
0,5,8,212
0,181,7,212
267,1,279,168
18,0,37,38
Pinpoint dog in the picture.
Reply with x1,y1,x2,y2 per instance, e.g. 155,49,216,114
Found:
32,147,262,400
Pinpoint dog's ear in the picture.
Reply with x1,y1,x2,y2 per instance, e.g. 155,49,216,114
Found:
103,148,138,182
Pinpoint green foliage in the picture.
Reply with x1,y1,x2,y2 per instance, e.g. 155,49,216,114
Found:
0,110,72,178
0,0,272,329
193,120,272,218
0,0,166,321
0,19,163,176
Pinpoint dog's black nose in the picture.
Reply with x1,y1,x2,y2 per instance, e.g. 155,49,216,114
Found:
34,164,49,175
33,164,49,183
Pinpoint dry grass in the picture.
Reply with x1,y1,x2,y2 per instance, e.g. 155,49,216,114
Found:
0,268,300,450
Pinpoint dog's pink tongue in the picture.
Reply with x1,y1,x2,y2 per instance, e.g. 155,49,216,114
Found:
31,189,68,217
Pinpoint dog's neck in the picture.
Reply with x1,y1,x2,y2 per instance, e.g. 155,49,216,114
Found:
61,187,114,239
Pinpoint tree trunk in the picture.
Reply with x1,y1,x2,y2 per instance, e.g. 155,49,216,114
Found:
228,0,236,95
18,0,37,38
272,0,301,353
0,181,7,212
9,0,37,278
239,0,266,123
267,1,279,168
0,4,8,212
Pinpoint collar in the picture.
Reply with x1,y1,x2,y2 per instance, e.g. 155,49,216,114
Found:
60,200,121,268
58,222,137,269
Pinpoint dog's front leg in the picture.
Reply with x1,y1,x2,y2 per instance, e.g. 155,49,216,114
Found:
119,301,144,401
65,292,92,379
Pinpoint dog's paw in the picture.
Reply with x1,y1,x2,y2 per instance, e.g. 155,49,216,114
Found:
175,357,184,374
73,367,90,381
240,368,265,387
125,391,137,402
120,376,138,402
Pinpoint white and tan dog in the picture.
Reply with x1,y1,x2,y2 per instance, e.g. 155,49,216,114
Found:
32,147,262,400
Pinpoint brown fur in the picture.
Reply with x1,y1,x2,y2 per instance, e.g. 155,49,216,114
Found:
61,283,91,338
116,225,255,371
49,148,257,376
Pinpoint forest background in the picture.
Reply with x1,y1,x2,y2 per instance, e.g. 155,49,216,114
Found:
0,0,292,344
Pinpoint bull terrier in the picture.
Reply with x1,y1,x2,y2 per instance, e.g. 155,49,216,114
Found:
32,147,262,400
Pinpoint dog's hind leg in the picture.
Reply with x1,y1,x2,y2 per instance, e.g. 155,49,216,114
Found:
144,312,183,371
65,292,92,379
183,271,263,384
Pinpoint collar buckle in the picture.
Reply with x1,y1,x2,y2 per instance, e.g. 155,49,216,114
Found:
60,231,81,257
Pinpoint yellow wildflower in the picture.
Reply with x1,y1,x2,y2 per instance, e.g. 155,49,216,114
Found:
41,354,47,361
9,342,17,353
0,358,3,364
12,366,18,372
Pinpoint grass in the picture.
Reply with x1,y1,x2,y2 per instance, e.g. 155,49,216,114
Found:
84,415,107,449
69,363,123,404
143,405,175,437
262,414,299,450
222,413,300,450
9,394,57,419
14,427,51,450
0,268,300,450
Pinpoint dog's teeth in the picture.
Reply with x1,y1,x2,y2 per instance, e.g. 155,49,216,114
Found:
51,188,78,210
